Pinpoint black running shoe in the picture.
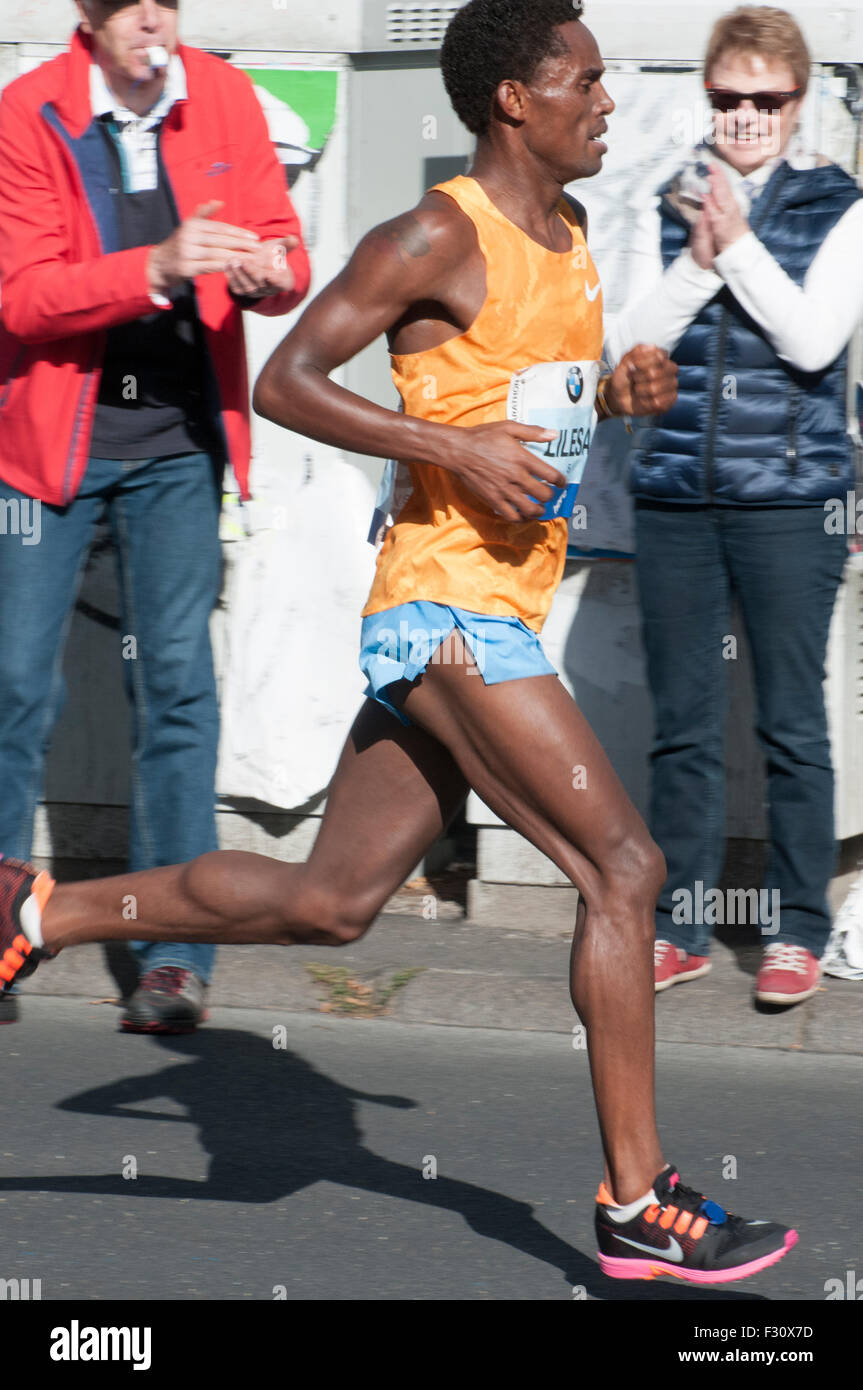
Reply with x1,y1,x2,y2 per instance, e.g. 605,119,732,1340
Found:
0,857,56,1007
121,967,208,1034
596,1165,797,1284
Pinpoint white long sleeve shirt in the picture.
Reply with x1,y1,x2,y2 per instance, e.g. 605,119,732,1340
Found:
604,151,863,374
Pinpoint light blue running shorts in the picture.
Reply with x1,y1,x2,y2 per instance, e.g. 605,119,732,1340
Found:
360,600,558,725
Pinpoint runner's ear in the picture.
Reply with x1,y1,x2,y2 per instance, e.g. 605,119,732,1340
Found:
493,78,528,126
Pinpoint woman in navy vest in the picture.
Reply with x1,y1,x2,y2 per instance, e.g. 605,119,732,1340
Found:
606,6,863,1005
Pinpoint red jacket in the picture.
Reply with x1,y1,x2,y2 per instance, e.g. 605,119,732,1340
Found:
0,28,310,504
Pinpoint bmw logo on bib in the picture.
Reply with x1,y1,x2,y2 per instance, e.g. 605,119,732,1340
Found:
566,365,584,404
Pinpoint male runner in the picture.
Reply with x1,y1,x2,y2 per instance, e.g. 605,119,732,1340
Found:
0,0,796,1284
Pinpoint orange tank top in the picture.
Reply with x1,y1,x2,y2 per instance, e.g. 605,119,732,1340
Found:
362,175,604,633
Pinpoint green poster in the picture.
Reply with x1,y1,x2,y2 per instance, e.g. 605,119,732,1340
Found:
241,69,339,153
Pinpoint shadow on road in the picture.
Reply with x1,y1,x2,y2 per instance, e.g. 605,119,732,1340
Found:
0,1027,767,1302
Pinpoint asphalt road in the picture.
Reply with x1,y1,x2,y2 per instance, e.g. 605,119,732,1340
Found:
2,999,860,1303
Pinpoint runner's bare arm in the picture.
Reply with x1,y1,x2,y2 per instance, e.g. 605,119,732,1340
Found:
253,197,568,522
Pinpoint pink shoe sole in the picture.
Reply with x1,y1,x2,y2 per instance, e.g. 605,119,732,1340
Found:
598,1229,798,1283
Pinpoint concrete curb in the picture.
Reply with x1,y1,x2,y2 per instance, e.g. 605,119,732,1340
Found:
17,919,863,1055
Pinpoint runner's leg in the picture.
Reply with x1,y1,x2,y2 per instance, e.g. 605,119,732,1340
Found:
400,636,666,1205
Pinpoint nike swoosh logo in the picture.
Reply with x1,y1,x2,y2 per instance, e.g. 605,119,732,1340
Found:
614,1233,685,1262
585,279,601,302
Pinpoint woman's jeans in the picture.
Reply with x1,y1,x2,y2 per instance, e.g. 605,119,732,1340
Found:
634,501,847,958
0,452,221,983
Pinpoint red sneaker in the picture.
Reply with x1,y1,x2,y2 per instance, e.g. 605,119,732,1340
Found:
755,943,820,1005
654,939,712,992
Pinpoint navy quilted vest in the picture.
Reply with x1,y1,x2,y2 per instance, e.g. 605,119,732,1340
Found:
630,160,861,504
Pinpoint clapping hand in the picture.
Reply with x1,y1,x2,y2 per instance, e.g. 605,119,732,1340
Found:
224,236,299,299
691,165,750,268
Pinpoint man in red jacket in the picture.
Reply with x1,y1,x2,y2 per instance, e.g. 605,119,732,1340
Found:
0,0,310,1030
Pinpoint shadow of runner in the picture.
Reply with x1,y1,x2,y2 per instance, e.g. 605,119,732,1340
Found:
0,1028,766,1301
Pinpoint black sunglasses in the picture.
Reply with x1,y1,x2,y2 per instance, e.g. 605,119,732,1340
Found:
706,87,801,113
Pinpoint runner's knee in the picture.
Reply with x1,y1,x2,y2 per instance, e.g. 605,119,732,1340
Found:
323,913,374,947
283,882,377,947
594,834,666,915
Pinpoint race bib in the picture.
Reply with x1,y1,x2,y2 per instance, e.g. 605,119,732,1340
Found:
507,360,601,520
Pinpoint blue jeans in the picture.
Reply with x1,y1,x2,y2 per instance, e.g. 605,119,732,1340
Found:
0,452,221,982
634,502,847,957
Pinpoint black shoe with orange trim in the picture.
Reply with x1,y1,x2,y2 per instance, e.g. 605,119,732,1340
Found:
596,1166,797,1284
0,857,57,1007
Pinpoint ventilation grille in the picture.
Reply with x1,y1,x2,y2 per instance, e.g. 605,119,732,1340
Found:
386,3,461,45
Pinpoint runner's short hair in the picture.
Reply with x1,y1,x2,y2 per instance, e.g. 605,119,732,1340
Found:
441,0,587,137
704,5,810,96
